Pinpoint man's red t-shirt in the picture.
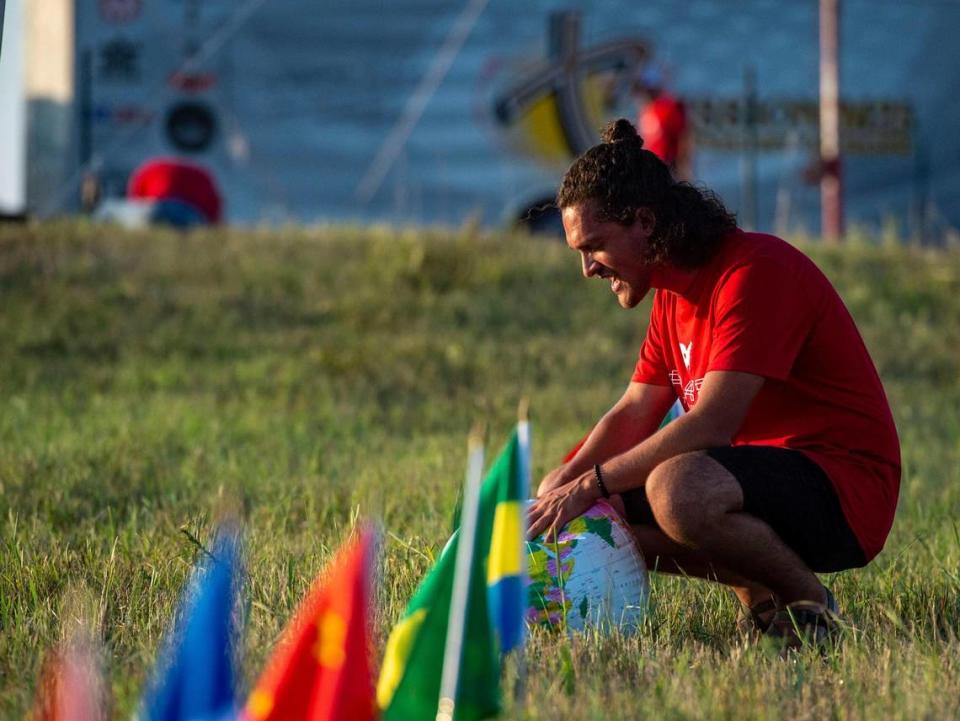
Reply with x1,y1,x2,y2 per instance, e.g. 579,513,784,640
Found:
631,231,901,560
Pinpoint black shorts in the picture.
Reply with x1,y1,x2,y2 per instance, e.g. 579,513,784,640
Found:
620,446,867,573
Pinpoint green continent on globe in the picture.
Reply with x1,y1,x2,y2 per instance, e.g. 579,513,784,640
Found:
526,537,578,628
525,502,647,632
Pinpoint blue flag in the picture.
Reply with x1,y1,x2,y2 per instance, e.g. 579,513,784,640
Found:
142,526,241,721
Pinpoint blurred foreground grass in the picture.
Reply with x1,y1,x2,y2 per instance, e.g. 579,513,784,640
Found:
1,221,959,719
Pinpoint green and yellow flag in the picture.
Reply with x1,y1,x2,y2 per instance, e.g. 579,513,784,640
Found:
378,429,528,721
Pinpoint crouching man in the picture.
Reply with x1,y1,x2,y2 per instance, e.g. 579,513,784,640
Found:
527,119,900,647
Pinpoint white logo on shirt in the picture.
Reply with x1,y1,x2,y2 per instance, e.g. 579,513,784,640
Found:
679,342,693,370
669,370,704,407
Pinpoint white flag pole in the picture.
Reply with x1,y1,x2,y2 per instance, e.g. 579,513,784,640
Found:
437,427,485,721
515,399,532,706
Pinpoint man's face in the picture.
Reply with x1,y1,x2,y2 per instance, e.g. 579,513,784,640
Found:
561,201,654,309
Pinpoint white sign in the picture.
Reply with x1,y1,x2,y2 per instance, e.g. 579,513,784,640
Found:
75,0,233,199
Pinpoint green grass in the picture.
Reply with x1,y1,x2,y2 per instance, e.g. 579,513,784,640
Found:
1,221,958,719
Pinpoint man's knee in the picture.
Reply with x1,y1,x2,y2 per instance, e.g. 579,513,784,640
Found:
646,451,741,546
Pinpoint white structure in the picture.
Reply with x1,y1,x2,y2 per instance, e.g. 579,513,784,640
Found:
24,0,74,214
0,0,27,214
0,0,74,215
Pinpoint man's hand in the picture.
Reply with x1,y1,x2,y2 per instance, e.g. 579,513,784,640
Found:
527,473,600,540
536,465,572,497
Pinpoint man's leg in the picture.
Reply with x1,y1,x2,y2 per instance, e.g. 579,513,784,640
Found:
629,522,775,610
642,450,827,607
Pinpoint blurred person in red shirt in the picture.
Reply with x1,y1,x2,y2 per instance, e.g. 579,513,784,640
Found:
633,67,693,181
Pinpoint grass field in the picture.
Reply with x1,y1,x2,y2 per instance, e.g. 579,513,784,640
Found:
1,221,959,719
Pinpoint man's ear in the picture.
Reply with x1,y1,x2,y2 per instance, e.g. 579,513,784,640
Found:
634,207,655,236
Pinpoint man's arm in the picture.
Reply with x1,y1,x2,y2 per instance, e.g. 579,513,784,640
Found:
528,370,764,539
537,381,676,496
599,370,763,495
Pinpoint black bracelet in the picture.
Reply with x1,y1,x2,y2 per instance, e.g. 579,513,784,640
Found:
593,463,610,498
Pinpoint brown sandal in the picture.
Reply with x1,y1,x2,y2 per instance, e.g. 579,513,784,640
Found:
765,588,841,652
736,597,779,635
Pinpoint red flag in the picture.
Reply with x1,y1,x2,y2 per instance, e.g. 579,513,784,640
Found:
243,527,378,721
33,637,105,721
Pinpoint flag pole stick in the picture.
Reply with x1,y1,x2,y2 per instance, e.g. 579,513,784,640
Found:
515,399,531,707
437,425,486,721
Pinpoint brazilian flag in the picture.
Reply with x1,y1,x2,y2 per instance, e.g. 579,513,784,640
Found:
377,429,528,721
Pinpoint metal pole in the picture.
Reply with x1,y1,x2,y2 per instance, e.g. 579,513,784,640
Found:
0,0,6,60
740,65,758,231
820,0,843,241
910,127,929,245
78,47,93,211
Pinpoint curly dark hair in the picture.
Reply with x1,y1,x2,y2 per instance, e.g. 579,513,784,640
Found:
556,118,737,268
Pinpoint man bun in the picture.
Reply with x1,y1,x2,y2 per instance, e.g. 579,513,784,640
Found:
601,118,644,148
558,116,737,269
